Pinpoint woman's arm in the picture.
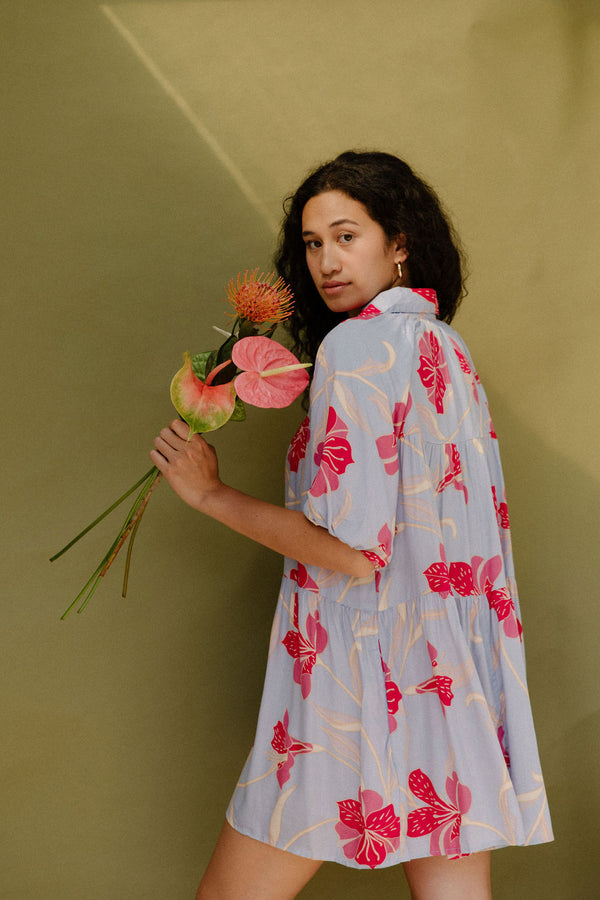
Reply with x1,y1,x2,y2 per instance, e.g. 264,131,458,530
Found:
150,419,374,578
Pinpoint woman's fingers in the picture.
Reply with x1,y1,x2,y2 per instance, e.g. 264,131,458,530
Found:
149,423,220,511
170,418,192,440
152,422,193,460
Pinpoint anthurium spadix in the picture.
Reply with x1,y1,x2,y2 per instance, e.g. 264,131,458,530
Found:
171,353,237,433
232,336,311,408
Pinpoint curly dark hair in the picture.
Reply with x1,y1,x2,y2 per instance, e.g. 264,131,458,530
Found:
275,150,467,363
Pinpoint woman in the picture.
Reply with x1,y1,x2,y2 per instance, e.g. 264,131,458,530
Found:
151,151,552,899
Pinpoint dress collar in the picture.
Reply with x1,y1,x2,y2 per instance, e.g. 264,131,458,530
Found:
357,287,439,320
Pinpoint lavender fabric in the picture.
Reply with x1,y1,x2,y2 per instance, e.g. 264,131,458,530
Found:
227,287,552,868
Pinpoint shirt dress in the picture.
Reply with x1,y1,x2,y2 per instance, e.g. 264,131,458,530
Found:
227,286,553,868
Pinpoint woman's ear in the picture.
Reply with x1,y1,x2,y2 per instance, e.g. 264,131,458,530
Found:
393,233,409,263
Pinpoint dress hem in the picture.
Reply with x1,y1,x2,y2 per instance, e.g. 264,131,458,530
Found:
226,809,553,870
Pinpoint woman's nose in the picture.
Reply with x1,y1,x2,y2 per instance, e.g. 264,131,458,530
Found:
320,244,341,274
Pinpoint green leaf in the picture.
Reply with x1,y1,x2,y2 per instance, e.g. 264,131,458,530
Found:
230,397,246,422
191,349,215,382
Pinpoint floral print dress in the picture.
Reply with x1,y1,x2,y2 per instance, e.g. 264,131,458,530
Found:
227,287,553,867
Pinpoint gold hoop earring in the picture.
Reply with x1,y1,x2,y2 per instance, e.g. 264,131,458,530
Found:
397,261,403,281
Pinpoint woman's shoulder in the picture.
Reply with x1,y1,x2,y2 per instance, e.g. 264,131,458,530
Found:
318,310,412,363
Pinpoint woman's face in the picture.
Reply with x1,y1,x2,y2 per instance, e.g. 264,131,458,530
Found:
301,190,408,316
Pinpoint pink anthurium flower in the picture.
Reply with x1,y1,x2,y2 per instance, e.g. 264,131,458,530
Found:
170,352,237,433
232,336,310,408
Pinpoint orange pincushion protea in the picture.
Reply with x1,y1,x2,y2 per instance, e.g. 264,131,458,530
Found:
225,269,294,323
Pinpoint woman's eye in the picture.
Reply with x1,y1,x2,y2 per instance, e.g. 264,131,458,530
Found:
339,233,354,243
305,240,321,250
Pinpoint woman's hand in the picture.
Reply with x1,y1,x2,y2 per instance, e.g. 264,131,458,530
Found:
150,421,373,578
150,419,222,512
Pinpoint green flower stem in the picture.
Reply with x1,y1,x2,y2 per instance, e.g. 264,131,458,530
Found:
121,515,143,599
50,466,157,562
120,470,161,597
99,470,161,577
59,467,161,619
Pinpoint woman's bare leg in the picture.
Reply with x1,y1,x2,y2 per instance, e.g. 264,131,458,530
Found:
403,851,492,900
196,820,322,900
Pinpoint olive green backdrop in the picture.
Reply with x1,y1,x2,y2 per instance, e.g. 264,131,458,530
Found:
2,1,598,897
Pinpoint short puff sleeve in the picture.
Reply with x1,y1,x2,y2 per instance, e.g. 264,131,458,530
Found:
301,320,403,566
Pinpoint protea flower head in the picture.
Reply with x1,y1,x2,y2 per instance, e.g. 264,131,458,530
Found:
225,269,294,323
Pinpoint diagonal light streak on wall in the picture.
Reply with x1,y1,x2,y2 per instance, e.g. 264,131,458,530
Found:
100,4,279,234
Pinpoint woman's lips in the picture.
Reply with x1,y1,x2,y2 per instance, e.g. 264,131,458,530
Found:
322,281,349,295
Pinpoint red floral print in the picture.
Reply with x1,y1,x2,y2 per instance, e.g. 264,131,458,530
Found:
423,550,522,639
422,545,478,599
361,523,393,570
471,556,522,640
310,408,355,498
492,485,510,529
282,594,328,698
407,769,471,858
417,331,450,414
356,303,382,319
436,443,468,502
271,709,313,788
335,787,400,868
484,400,497,439
380,653,402,733
427,641,439,667
453,344,472,376
415,675,454,707
287,416,310,473
422,544,453,599
375,394,413,476
289,562,319,593
498,725,511,768
450,337,480,403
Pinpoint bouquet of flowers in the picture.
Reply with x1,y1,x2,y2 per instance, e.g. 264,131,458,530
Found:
51,270,310,619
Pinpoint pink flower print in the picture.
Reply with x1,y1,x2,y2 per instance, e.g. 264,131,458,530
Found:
361,523,393,570
423,544,452,599
287,416,310,473
417,330,450,414
492,485,510,529
487,586,523,639
436,443,468,502
424,551,523,639
453,344,472,376
289,562,319,593
271,709,313,788
407,769,471,858
423,546,477,599
282,594,328,698
450,338,480,403
335,787,401,868
427,641,438,667
356,302,382,319
310,407,355,498
415,675,454,708
484,401,497,439
424,552,521,636
375,394,413,476
447,561,477,596
381,654,402,733
498,725,511,768
470,556,522,639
